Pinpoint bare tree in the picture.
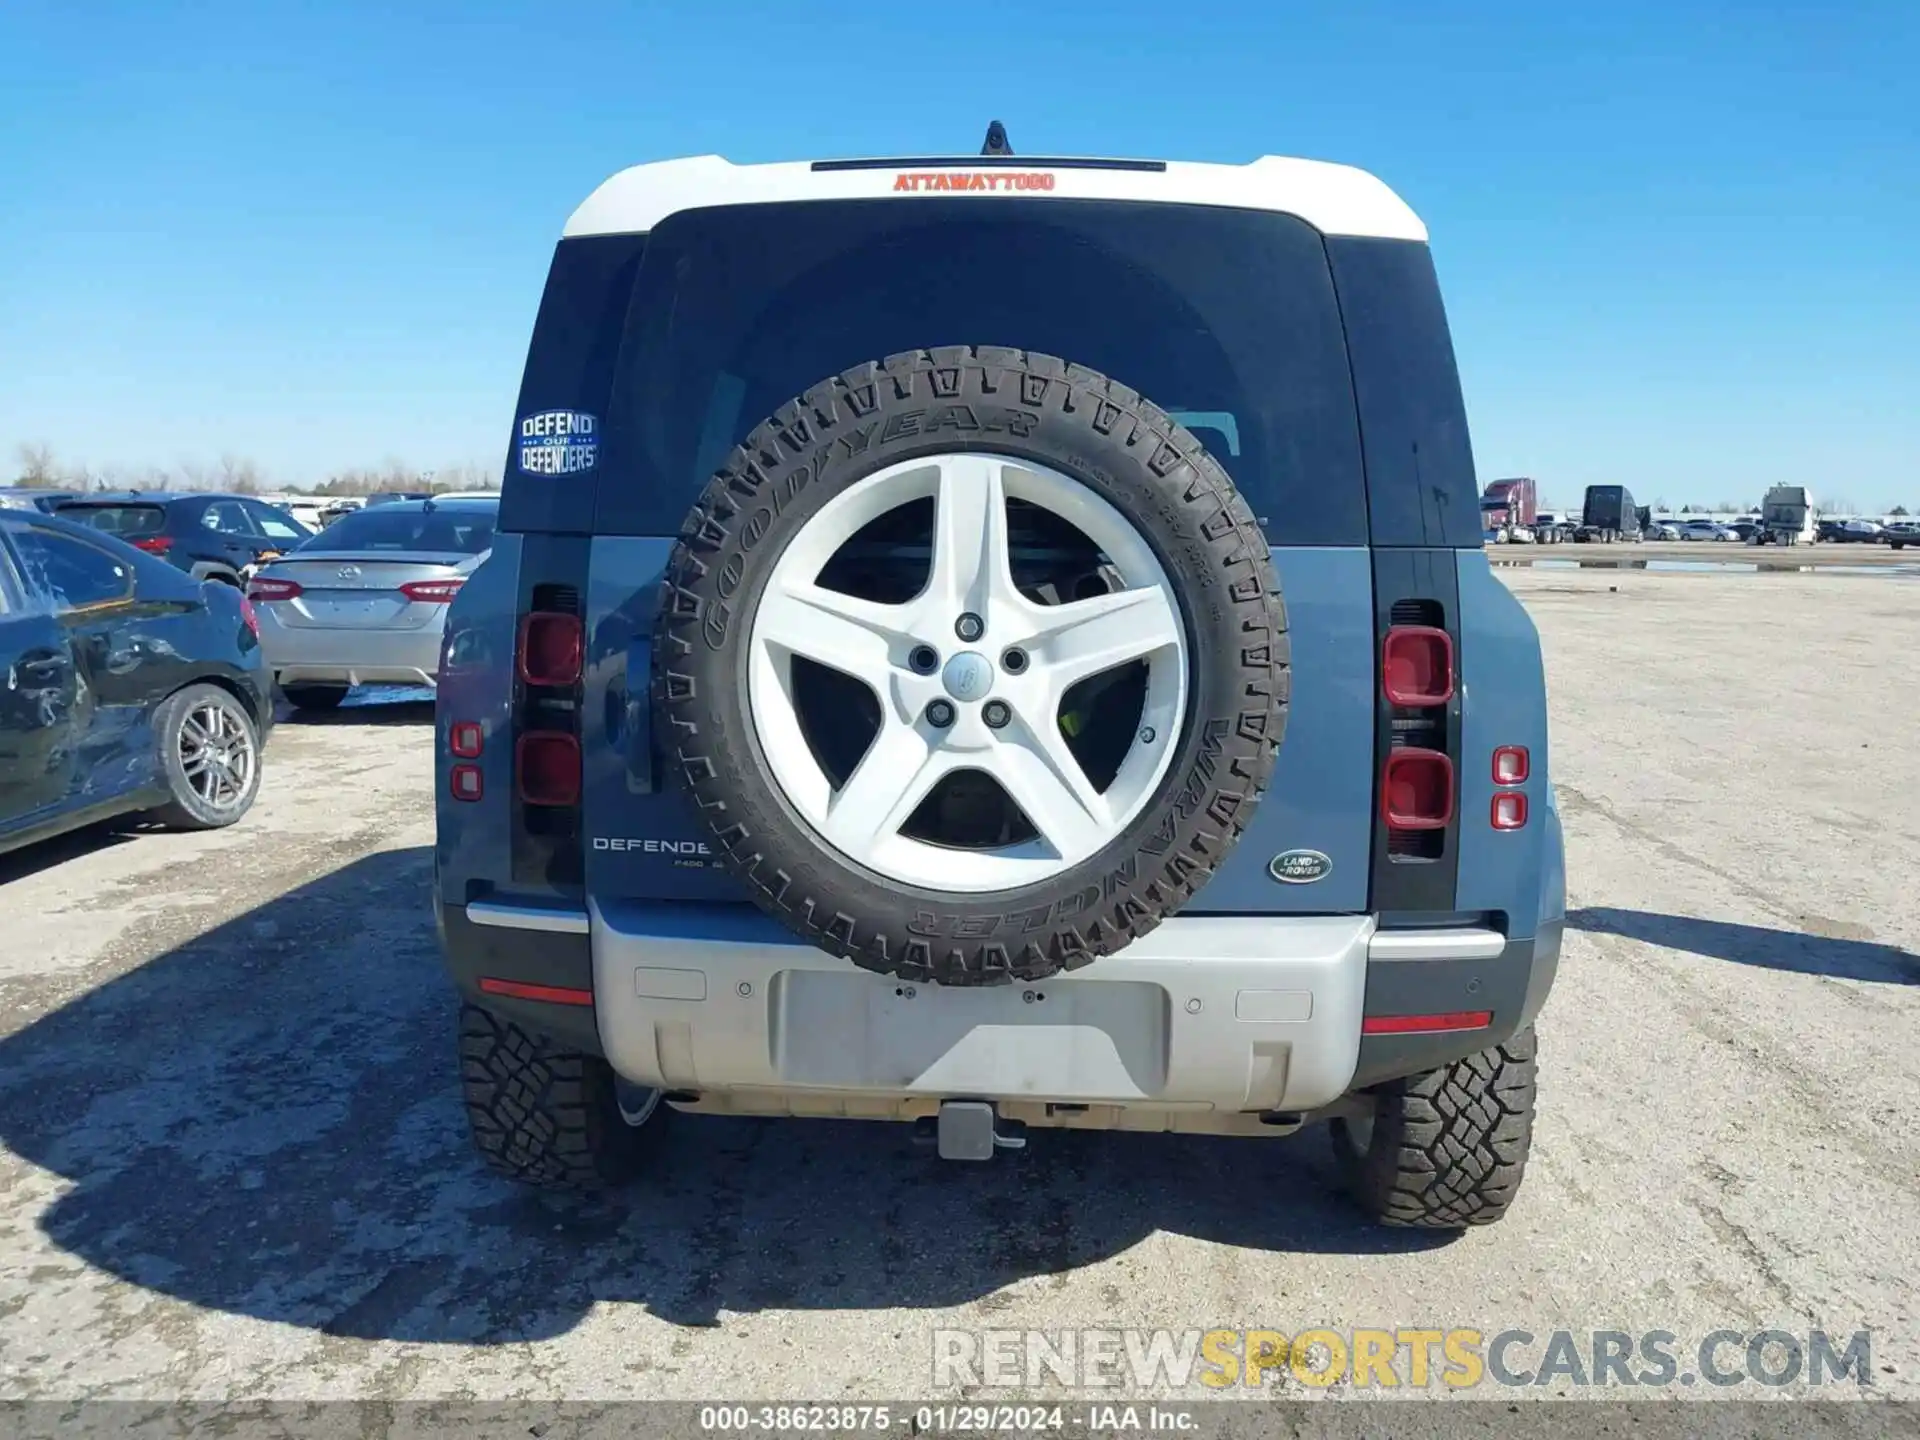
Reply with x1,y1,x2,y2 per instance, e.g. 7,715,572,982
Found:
1828,496,1856,516
14,442,58,487
218,453,264,495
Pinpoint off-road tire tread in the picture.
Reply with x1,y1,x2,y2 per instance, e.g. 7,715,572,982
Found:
654,346,1289,986
1334,1026,1537,1229
458,1004,658,1190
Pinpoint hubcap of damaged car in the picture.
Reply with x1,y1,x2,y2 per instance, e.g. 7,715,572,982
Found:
745,452,1190,894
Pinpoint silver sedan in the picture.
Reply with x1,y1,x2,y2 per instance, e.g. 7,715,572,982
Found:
246,496,498,711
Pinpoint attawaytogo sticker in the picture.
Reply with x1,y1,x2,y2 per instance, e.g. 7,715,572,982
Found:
517,409,599,476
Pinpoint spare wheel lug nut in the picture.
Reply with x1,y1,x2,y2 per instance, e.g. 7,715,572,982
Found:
955,612,985,642
926,699,956,728
983,700,1011,729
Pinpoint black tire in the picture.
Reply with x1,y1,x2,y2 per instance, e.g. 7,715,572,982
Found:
1330,1026,1537,1230
147,682,263,831
458,1004,665,1189
280,684,349,711
654,347,1288,986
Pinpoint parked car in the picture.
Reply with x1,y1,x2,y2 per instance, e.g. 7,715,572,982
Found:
53,494,314,589
1826,519,1885,543
1883,521,1918,550
431,135,1565,1233
1677,519,1733,541
0,488,81,514
1725,520,1761,542
364,491,434,507
0,510,271,857
1644,521,1681,541
246,495,499,710
281,500,330,532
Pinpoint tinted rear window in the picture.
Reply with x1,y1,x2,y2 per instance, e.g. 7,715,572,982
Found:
295,505,497,554
56,503,166,538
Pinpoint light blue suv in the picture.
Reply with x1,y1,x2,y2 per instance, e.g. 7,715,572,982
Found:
432,133,1565,1229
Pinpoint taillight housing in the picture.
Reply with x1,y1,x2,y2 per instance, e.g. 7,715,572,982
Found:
400,578,465,604
247,576,303,602
238,596,260,638
1381,748,1454,831
1382,625,1455,707
450,764,484,802
449,721,484,758
133,536,174,555
1491,792,1529,830
1492,745,1530,784
516,732,581,807
518,611,584,687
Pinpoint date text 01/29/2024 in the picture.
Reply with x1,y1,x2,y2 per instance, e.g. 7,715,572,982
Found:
698,1405,1196,1433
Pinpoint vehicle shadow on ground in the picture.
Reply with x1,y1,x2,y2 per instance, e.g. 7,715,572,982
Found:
0,821,141,885
0,849,1446,1348
1568,907,1919,985
276,697,436,727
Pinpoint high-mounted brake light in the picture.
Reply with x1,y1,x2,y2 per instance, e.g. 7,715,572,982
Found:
1491,792,1529,830
518,611,584,687
247,576,303,602
1492,746,1529,784
1381,748,1454,831
449,721,484,758
516,732,581,807
1382,626,1454,707
133,536,174,555
449,764,484,802
400,578,465,603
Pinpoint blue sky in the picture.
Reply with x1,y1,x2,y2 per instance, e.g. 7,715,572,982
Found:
2,0,1914,511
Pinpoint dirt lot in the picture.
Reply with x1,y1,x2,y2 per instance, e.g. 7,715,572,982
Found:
0,569,1915,1408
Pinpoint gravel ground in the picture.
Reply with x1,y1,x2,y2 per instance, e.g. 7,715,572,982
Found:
0,570,1914,1413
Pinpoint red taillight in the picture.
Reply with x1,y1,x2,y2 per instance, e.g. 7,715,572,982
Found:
1382,748,1454,831
449,721,484,758
1382,625,1454,707
449,763,484,802
1491,792,1529,830
1361,1010,1492,1036
1492,746,1530,784
134,536,173,555
247,576,303,602
478,977,593,1007
518,611,584,687
239,596,260,637
516,732,580,807
400,578,465,604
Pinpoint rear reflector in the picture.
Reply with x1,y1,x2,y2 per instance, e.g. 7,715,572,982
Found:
449,721,484,758
1381,748,1454,831
1491,792,1529,830
133,536,174,555
517,731,581,807
1492,745,1530,784
449,763,483,802
518,611,584,687
400,578,465,603
1382,625,1455,707
478,977,593,1007
247,577,302,602
1362,1010,1493,1036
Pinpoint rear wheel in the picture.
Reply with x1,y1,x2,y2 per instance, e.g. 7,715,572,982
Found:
1330,1026,1537,1230
458,1004,666,1189
148,683,262,831
280,684,348,711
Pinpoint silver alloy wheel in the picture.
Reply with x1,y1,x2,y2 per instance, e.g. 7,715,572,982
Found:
178,701,256,812
746,453,1189,894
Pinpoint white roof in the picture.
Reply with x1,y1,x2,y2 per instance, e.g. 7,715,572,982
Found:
563,154,1427,243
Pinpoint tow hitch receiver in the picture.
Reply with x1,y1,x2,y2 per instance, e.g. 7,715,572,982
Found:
917,1101,1027,1160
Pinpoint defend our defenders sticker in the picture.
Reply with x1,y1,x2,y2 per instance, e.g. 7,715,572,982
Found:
1269,850,1333,885
518,409,599,476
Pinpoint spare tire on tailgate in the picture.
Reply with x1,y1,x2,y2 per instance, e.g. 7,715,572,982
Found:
653,347,1289,985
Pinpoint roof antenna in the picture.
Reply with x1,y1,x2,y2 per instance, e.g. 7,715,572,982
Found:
981,120,1013,157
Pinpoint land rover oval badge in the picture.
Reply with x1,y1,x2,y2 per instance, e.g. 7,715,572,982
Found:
1269,849,1333,885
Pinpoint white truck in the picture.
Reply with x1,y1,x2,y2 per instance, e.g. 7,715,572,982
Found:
1757,486,1816,545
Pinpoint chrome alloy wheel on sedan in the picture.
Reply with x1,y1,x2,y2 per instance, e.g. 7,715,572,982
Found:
177,697,258,815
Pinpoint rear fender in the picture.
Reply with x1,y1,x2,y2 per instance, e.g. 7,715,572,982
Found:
434,535,523,906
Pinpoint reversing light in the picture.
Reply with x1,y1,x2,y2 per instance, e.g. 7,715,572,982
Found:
516,732,581,807
449,764,484,802
1382,626,1455,707
1381,748,1454,831
1492,745,1530,784
449,721,484,758
1491,792,1529,830
518,611,584,687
